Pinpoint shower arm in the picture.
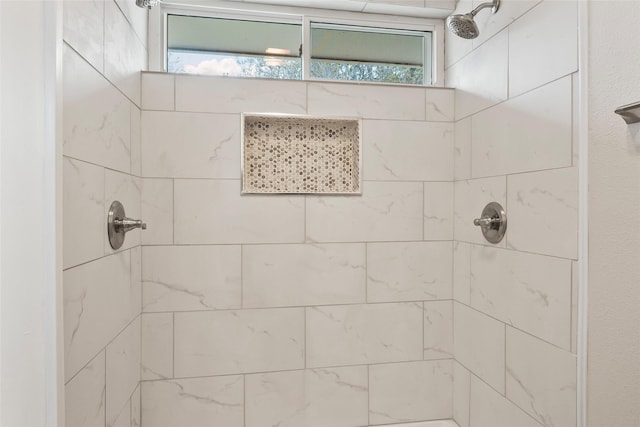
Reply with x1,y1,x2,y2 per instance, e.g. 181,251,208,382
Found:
469,0,499,17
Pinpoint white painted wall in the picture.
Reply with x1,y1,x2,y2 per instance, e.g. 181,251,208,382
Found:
587,1,640,426
0,1,63,426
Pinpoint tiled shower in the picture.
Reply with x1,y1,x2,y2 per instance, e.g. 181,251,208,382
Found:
62,1,579,427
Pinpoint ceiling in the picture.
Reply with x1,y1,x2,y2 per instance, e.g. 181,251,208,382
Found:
195,0,457,18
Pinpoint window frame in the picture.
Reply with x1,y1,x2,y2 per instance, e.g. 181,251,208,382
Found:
149,1,445,87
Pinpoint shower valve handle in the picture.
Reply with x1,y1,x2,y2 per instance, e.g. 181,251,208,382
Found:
473,216,499,227
114,217,147,232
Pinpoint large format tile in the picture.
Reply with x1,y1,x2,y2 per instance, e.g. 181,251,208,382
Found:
308,82,425,120
141,112,240,179
141,376,244,427
444,0,473,68
453,361,471,427
471,76,572,178
454,176,507,246
306,303,423,367
425,88,455,122
454,117,471,181
424,300,453,360
453,303,505,393
63,157,104,269
306,181,423,242
506,167,578,259
131,106,141,176
141,178,173,245
509,0,578,97
104,0,146,106
367,242,452,303
453,241,471,305
470,374,542,427
64,251,140,382
141,73,174,111
243,243,365,308
472,0,541,49
114,0,148,47
174,179,305,244
506,327,577,427
142,245,241,312
447,29,508,120
471,245,572,349
63,44,131,173
106,318,141,427
369,360,453,425
175,75,306,114
131,386,140,427
174,308,304,377
245,366,368,427
141,313,173,380
65,351,105,427
63,0,104,72
105,169,141,253
424,182,454,240
362,120,453,181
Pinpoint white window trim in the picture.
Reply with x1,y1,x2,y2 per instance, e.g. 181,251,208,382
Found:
150,0,445,87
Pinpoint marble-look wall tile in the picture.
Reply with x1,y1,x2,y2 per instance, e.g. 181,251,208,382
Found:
308,82,425,120
471,76,572,178
245,366,368,427
141,376,244,427
424,300,453,359
64,251,139,381
425,88,455,122
141,112,240,178
104,0,147,106
131,386,140,427
175,75,306,114
369,360,453,425
367,242,452,303
506,327,577,427
363,120,453,181
142,245,241,312
470,374,542,427
453,361,471,427
63,0,104,72
106,318,141,427
243,243,365,308
306,181,423,242
141,313,173,380
65,351,105,427
471,245,572,349
141,178,173,245
174,179,305,244
424,182,454,240
141,73,174,111
174,308,304,377
454,117,472,181
114,0,148,47
105,169,141,253
63,44,131,173
454,176,507,246
63,157,104,269
453,241,471,305
444,0,473,68
111,401,130,427
507,167,578,259
130,106,141,176
306,303,423,367
446,29,508,120
471,0,541,49
454,302,505,393
509,0,578,98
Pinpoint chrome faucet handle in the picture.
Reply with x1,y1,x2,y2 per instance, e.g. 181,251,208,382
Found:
473,216,498,227
107,201,147,249
473,202,507,243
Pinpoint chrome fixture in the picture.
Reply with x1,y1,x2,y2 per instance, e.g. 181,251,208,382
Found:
107,201,147,250
136,0,160,9
473,202,507,243
446,0,500,39
614,101,640,125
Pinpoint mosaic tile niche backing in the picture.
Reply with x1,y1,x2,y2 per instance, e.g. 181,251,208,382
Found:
242,114,361,194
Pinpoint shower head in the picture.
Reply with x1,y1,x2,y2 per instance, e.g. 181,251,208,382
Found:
136,0,160,8
446,0,500,39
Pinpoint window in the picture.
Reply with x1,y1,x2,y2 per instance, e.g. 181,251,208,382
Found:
163,12,435,86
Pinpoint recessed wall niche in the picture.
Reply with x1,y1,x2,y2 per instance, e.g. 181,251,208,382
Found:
242,114,361,194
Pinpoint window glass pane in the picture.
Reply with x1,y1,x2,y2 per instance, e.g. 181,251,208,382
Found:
167,15,302,79
310,23,430,85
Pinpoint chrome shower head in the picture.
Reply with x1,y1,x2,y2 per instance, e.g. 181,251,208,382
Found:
446,0,500,39
446,13,479,39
